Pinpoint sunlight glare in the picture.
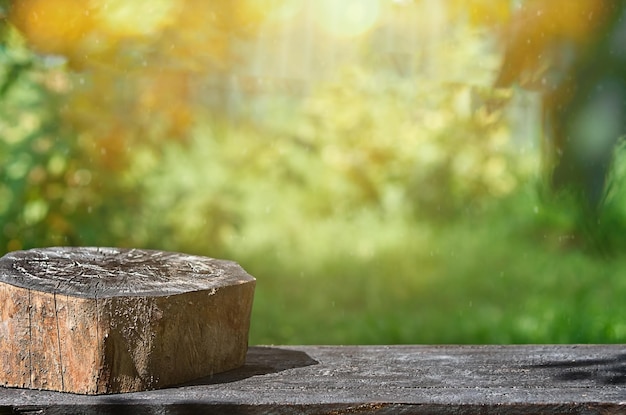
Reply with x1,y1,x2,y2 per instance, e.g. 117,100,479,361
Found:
314,0,380,38
266,0,302,24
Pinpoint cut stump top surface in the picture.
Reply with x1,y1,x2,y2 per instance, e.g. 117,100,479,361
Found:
0,247,254,298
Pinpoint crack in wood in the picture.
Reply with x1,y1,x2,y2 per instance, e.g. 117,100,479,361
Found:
53,293,64,391
27,288,32,389
95,294,100,395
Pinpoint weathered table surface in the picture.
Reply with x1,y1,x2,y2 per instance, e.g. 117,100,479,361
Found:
1,345,626,414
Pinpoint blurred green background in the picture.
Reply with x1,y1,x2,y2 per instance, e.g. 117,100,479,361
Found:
3,0,626,345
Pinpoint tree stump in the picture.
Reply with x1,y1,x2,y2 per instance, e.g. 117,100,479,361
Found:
0,247,256,395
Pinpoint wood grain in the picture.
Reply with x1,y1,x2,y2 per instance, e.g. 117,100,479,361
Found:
2,345,626,414
0,247,255,394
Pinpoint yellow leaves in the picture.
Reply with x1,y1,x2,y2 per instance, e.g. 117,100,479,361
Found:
229,0,275,34
447,0,512,27
7,0,276,161
496,0,614,88
300,58,524,216
160,0,231,71
468,0,511,27
11,0,181,60
522,0,610,43
137,71,195,138
94,0,179,38
10,0,94,57
9,0,271,69
449,0,608,34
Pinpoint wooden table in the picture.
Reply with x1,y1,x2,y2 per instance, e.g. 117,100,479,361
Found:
1,345,626,414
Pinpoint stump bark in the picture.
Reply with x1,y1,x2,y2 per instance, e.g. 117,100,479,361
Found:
0,247,256,394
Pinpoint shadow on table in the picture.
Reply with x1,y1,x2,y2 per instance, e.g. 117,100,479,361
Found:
91,347,319,414
529,352,626,385
182,346,319,386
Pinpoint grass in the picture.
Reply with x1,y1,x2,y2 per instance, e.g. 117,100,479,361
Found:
134,123,626,346
237,190,626,345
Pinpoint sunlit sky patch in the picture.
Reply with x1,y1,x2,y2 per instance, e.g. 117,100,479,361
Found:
266,0,302,23
313,0,381,38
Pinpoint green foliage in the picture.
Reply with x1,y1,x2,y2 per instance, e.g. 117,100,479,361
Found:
277,65,530,220
5,1,626,346
1,27,66,250
131,71,626,344
135,58,531,258
516,140,626,256
0,26,140,251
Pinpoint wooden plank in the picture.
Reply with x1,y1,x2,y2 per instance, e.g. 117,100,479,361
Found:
0,247,256,394
1,345,626,413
